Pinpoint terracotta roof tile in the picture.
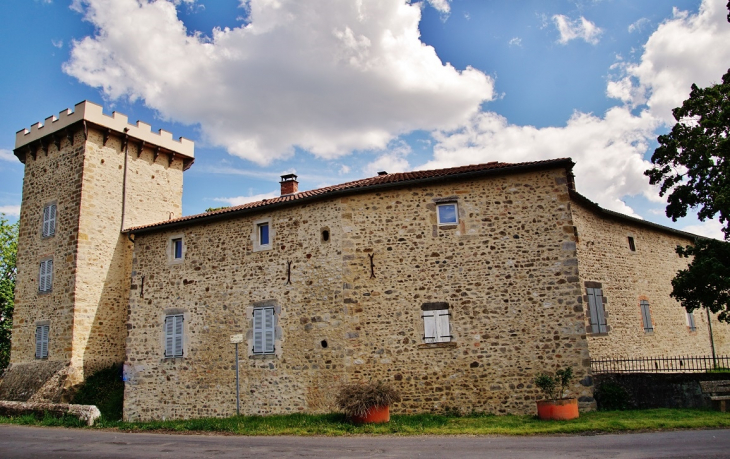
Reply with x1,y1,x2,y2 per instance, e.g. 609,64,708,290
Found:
126,158,573,233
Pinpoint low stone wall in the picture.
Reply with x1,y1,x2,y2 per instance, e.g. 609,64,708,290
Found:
594,373,730,410
0,401,100,426
0,361,72,402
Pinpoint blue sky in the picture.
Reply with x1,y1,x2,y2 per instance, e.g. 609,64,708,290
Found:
1,0,729,238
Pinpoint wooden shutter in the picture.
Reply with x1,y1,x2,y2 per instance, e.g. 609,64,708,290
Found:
41,325,48,358
436,310,451,342
687,312,696,331
587,288,607,333
253,308,264,353
422,310,436,343
640,300,653,331
173,315,183,357
35,325,43,358
39,260,51,292
46,259,53,291
263,308,275,353
48,204,56,236
42,206,50,237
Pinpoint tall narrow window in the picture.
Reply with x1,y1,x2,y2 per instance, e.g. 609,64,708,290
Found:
421,303,452,343
35,324,49,359
42,204,57,237
640,300,653,332
252,307,275,354
173,238,183,260
436,203,458,225
586,287,608,333
687,311,697,331
39,259,53,293
164,314,184,358
258,223,270,246
628,236,636,251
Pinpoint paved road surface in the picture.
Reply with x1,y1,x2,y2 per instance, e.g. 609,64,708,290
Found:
1,425,729,458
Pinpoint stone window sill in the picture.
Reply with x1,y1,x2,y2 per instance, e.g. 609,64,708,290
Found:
249,353,276,360
588,332,609,337
418,342,457,350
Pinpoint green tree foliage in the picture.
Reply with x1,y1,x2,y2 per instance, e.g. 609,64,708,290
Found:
0,215,19,371
672,239,730,323
644,66,730,323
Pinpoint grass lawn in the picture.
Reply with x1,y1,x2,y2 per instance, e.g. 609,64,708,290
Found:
0,409,728,436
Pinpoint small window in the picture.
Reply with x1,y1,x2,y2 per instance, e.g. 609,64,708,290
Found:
421,303,452,343
42,204,57,238
164,314,184,358
173,238,183,260
586,287,607,333
628,236,636,251
687,311,696,331
39,259,53,293
253,307,276,354
322,229,330,242
640,300,653,332
35,324,49,359
258,223,270,246
436,203,458,225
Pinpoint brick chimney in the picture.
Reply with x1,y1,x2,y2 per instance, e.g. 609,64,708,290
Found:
280,174,299,195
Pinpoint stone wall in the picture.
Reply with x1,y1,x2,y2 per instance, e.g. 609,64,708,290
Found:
571,200,730,359
124,166,594,421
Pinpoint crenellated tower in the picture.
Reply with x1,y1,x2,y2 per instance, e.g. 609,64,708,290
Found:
1,101,194,401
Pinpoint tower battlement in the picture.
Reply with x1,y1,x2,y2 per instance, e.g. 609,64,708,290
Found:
14,100,194,161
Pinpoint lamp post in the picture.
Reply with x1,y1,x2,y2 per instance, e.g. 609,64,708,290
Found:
230,334,244,416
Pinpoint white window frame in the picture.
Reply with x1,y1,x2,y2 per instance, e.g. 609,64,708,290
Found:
167,233,185,264
586,287,608,334
640,300,653,332
42,203,57,238
687,311,697,331
39,258,53,293
35,324,49,359
164,314,184,358
436,203,458,226
421,304,452,343
252,306,276,354
252,218,273,252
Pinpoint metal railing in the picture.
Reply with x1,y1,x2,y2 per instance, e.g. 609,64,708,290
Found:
591,355,730,374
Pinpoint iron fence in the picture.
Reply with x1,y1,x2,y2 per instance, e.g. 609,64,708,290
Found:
591,355,730,374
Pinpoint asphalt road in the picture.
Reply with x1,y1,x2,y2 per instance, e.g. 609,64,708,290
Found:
0,425,729,458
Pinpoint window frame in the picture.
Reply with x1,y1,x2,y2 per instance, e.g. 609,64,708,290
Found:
436,202,458,226
628,236,636,252
35,324,49,359
687,311,697,332
164,314,184,358
42,203,57,238
640,299,653,332
167,233,185,264
252,306,276,355
38,258,53,293
252,218,274,252
421,302,452,343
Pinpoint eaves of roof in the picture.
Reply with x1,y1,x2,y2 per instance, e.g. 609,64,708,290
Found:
126,158,575,235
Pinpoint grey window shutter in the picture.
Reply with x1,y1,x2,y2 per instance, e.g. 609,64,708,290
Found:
39,261,47,292
42,206,50,237
173,315,183,357
35,326,43,358
253,308,264,353
687,312,696,330
422,310,436,343
587,288,607,333
165,316,174,357
436,310,451,342
47,260,53,291
264,308,275,353
49,204,56,236
640,300,652,331
41,325,48,358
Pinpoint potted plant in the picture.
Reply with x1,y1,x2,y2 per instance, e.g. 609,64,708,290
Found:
336,381,402,424
534,367,579,420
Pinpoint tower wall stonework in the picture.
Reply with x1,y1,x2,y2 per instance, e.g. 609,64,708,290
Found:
571,200,730,359
123,167,593,421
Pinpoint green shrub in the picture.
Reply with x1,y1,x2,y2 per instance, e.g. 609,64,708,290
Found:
534,367,574,401
595,381,631,411
71,364,124,421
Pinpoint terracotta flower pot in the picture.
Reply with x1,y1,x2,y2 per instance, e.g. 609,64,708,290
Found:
350,405,390,424
536,398,579,420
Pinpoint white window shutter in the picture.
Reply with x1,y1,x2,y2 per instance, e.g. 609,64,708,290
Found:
173,315,183,357
423,310,436,343
39,261,47,292
165,316,174,357
42,206,50,237
35,326,43,358
253,308,264,353
264,308,275,353
41,325,49,358
47,260,53,291
436,310,451,342
49,204,56,236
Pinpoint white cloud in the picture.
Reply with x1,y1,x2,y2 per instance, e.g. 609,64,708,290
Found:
607,0,730,124
681,219,724,240
628,17,650,33
0,206,21,217
363,140,411,176
51,39,64,48
213,191,280,207
508,37,522,47
0,149,17,162
426,0,450,14
339,164,351,174
64,0,493,165
552,14,602,44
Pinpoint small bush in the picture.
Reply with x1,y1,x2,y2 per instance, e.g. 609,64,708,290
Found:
534,367,574,401
595,381,631,411
71,364,124,421
336,381,401,418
